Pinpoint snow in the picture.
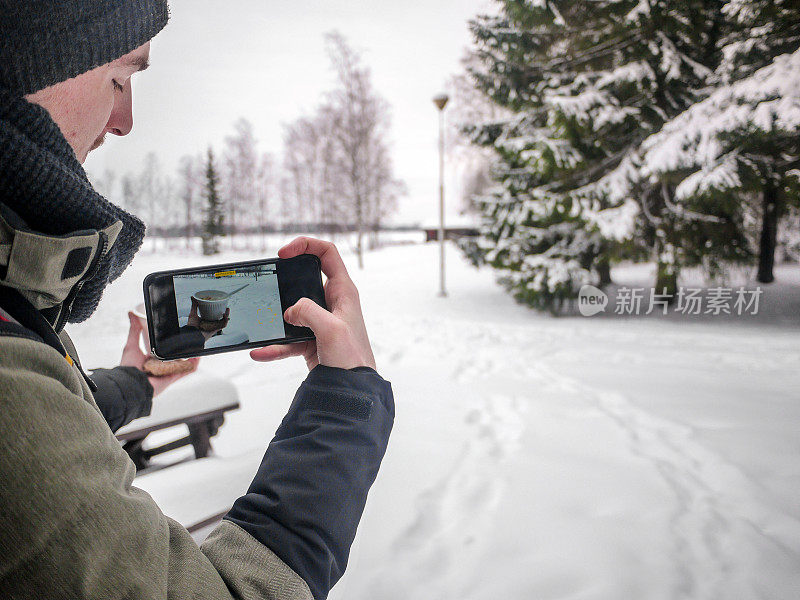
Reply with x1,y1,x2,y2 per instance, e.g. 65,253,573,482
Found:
674,152,742,200
573,156,640,240
68,235,800,600
137,453,263,532
115,374,240,437
596,61,655,90
626,0,651,22
548,89,609,117
590,197,640,240
722,0,760,24
641,48,800,180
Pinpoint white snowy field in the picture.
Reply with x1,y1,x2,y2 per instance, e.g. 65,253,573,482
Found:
68,237,800,600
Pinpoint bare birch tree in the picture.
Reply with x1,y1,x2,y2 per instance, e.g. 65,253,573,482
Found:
283,109,347,232
445,51,511,214
120,173,142,219
177,154,203,249
283,116,323,226
277,177,295,232
92,168,118,202
322,31,404,268
365,142,406,248
255,152,275,250
139,152,166,249
223,118,259,249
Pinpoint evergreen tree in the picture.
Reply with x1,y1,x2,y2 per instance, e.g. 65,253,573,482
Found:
462,1,615,311
565,0,800,286
636,45,800,283
668,0,800,283
463,0,730,309
570,0,735,295
202,148,224,256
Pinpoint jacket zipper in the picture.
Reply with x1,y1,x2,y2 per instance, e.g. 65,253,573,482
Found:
54,231,108,332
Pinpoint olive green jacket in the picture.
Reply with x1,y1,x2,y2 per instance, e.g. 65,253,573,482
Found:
0,208,313,598
0,328,313,599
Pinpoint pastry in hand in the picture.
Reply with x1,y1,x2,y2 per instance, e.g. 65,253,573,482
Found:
142,357,196,377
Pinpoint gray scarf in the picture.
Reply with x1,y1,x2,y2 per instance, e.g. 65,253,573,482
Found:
0,88,145,324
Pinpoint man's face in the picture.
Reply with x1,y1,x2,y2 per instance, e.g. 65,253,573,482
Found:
25,42,151,164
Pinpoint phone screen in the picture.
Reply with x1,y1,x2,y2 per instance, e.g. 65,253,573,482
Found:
144,255,324,359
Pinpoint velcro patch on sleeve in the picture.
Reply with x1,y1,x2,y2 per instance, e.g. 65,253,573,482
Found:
303,388,373,421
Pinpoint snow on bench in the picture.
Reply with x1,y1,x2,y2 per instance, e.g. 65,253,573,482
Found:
116,372,240,470
135,450,264,541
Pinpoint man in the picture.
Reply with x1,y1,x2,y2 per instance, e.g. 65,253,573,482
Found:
0,2,394,599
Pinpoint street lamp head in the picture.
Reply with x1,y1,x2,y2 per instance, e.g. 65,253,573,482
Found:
433,93,450,111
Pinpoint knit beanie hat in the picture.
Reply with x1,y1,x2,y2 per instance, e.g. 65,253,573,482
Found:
0,0,170,96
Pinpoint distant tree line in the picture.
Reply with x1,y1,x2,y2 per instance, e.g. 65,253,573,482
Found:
90,32,404,265
456,0,800,312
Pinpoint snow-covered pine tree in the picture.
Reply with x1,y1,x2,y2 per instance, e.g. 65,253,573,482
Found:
568,0,737,295
654,0,800,283
463,0,730,309
463,1,623,312
595,0,800,285
637,45,800,283
202,148,224,256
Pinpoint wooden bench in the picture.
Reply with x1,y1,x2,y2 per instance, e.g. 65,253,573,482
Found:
116,373,240,471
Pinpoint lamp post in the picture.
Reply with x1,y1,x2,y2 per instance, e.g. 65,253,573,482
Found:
433,93,449,297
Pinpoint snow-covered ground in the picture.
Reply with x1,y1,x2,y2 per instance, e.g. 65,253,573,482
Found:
68,236,800,600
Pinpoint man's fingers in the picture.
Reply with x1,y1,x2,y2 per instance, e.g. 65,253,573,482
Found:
250,343,309,363
125,312,142,347
278,237,350,282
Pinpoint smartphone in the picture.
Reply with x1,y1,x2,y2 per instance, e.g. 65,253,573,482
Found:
143,254,325,360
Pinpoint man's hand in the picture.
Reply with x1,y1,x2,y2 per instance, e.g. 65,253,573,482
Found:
250,237,377,371
187,297,230,341
120,312,199,396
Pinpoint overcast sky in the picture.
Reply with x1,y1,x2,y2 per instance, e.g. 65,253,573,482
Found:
84,0,494,226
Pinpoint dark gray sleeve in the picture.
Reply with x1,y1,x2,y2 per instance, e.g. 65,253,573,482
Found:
159,325,207,356
225,365,394,600
89,366,154,433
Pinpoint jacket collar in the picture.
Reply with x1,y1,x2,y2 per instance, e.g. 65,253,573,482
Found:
0,204,121,330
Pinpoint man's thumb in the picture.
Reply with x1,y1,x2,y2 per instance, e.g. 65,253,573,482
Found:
284,298,336,333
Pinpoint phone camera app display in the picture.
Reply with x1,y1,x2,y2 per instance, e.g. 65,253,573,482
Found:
172,265,285,352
